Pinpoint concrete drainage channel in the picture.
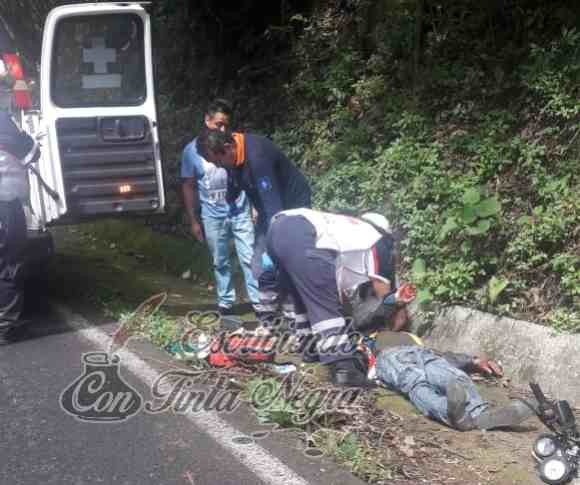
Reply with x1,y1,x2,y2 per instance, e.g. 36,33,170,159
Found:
409,305,580,402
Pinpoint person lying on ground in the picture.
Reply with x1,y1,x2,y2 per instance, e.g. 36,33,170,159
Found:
264,208,416,387
368,331,537,431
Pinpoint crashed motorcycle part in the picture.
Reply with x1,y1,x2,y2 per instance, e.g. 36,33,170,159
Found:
557,400,577,432
533,434,560,460
528,382,580,485
538,455,573,485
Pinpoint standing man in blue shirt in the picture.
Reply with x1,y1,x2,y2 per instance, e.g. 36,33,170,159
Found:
181,99,259,315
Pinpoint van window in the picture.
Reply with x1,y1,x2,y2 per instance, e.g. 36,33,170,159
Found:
51,14,146,108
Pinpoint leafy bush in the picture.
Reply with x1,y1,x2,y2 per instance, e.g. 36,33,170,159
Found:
271,2,579,328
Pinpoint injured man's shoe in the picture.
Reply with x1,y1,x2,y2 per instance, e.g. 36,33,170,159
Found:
330,356,376,388
470,400,538,430
447,381,537,431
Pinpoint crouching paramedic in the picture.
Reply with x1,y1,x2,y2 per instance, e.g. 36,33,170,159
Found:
196,128,311,325
0,111,37,342
265,208,415,387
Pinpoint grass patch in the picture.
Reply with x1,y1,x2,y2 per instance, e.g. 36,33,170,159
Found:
311,429,396,482
83,218,211,278
116,308,183,350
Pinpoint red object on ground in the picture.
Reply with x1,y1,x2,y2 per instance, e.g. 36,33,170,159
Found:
208,334,275,368
2,53,32,109
208,351,237,368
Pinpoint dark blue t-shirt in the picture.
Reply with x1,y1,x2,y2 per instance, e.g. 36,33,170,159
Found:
226,134,311,234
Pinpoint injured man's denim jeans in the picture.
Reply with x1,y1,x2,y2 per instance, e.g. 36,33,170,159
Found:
375,346,489,426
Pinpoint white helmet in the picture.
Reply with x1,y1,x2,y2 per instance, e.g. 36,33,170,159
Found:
361,212,391,234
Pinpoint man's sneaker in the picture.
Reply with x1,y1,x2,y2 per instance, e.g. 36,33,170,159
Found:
218,306,235,316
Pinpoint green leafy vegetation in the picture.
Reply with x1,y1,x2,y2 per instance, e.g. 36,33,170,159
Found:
264,1,580,328
246,377,298,427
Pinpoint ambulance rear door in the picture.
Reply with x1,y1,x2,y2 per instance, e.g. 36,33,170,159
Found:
41,3,165,220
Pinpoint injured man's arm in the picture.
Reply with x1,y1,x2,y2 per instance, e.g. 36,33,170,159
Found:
432,350,504,378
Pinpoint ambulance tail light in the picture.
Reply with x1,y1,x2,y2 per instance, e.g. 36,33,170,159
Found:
2,53,24,80
2,54,31,109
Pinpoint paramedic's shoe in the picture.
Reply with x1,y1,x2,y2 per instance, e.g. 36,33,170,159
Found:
254,311,284,336
298,335,320,363
330,357,375,389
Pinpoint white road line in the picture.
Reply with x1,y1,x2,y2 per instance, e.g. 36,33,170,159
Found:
53,304,310,485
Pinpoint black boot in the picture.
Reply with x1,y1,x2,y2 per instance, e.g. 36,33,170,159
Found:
329,355,375,388
447,381,538,431
472,400,537,430
447,381,470,429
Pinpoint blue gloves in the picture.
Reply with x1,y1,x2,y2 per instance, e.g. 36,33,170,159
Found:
383,290,397,307
261,252,275,272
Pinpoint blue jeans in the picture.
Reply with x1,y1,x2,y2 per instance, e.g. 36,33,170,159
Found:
376,346,488,426
202,213,259,308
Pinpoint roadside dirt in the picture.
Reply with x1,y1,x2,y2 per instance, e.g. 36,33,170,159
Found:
45,224,547,485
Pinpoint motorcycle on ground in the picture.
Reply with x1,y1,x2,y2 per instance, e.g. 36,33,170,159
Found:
530,382,580,484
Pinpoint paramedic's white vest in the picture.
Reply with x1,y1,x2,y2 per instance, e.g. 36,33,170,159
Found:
274,208,383,294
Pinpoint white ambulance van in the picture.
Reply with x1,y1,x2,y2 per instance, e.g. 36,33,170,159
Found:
3,2,165,265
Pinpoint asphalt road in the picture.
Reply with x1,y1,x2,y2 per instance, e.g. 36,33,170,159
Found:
0,298,366,485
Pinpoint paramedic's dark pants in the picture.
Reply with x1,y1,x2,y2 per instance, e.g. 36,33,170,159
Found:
0,199,26,331
266,214,355,364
